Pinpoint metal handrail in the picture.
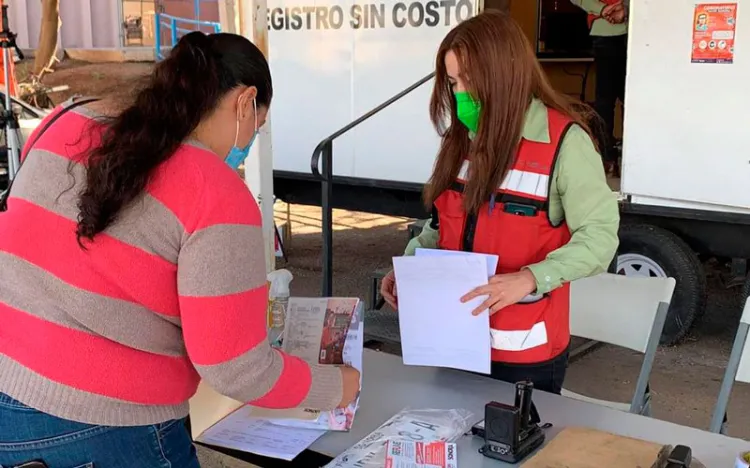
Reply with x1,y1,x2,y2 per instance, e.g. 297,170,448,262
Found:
153,13,221,61
309,72,436,296
158,13,217,26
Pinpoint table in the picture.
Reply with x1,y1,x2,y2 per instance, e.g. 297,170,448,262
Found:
315,350,747,466
204,350,749,467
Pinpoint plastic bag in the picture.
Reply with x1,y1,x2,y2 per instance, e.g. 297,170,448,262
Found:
325,407,475,468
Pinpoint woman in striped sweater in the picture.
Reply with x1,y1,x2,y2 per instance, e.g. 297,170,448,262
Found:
0,32,359,467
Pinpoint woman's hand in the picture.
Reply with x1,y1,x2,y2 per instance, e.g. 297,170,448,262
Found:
337,365,361,408
609,6,626,24
380,269,398,310
602,3,625,23
460,270,537,316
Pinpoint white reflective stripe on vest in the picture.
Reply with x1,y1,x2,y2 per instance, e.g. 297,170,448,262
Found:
489,321,548,351
499,170,549,198
457,161,549,199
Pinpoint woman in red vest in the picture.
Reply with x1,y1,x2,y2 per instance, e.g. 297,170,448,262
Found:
381,11,619,394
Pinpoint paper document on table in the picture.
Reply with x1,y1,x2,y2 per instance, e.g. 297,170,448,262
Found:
198,405,326,461
393,255,491,374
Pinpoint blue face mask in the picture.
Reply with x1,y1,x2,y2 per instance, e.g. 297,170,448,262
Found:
225,98,258,169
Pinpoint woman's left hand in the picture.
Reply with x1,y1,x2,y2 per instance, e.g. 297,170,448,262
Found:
461,270,537,316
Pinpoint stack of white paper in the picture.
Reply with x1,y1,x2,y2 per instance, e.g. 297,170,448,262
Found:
393,252,492,374
415,248,498,277
414,248,543,304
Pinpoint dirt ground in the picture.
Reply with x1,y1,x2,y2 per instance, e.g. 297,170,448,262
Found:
18,60,154,105
23,61,750,465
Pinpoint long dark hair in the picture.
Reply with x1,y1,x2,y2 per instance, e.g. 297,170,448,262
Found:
76,31,272,244
425,11,595,213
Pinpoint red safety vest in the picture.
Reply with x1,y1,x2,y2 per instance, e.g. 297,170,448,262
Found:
587,0,620,29
434,108,574,365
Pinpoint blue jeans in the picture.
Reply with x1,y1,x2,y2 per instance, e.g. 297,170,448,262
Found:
0,393,200,468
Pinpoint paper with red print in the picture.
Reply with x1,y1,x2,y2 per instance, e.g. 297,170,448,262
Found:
248,297,363,431
384,440,459,468
691,3,737,64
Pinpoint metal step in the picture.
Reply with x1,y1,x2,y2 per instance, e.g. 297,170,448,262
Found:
364,307,401,346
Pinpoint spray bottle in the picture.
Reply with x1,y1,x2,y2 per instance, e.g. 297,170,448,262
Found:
267,269,293,346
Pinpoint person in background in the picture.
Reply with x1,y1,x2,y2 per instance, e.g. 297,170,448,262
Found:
0,32,359,468
571,0,629,176
380,11,619,394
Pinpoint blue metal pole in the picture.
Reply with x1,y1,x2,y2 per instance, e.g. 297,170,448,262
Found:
170,17,178,46
154,14,162,60
194,0,201,20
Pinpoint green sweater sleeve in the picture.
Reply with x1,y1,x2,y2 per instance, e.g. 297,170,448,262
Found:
525,125,620,294
404,217,439,255
570,0,606,15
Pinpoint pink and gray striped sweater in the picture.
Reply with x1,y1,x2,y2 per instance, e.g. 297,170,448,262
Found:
0,100,343,426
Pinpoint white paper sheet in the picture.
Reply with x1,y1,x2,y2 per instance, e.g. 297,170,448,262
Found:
393,255,491,374
197,406,326,461
415,248,498,278
415,249,543,304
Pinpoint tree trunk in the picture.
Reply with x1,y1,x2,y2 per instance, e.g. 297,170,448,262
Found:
32,0,60,80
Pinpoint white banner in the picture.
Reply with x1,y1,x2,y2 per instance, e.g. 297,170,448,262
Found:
267,0,478,184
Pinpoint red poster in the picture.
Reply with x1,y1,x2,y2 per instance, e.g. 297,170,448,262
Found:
692,3,738,64
318,298,357,365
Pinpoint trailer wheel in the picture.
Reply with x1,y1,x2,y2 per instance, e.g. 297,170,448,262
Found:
617,223,706,345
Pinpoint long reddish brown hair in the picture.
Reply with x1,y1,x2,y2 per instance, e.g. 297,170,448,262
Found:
425,10,596,214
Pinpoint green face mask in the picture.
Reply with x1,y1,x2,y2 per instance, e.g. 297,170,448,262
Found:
454,91,481,134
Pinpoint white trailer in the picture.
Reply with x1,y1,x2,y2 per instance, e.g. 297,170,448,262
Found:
269,0,750,345
614,0,748,344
